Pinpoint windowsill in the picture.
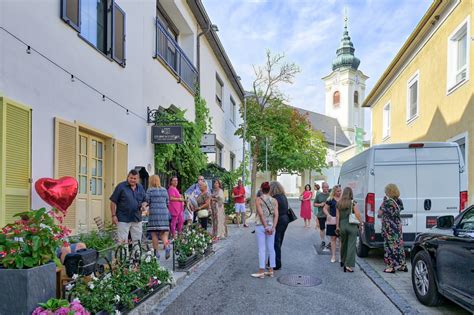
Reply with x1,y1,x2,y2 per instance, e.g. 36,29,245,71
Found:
406,114,419,125
78,34,125,68
447,77,469,96
382,135,390,142
216,103,224,112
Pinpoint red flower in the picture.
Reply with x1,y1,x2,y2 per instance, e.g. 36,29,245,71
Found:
63,241,70,247
133,297,140,303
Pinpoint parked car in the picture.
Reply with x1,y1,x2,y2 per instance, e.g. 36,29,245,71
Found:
338,142,468,257
411,205,474,312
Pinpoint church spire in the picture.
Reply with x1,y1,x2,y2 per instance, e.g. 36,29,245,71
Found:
332,11,360,71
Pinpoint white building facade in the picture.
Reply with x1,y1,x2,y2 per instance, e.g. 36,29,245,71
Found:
0,0,244,230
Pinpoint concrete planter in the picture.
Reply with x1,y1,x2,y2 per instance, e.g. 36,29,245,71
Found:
0,262,56,315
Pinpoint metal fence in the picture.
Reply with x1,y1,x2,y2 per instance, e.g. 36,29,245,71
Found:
155,18,198,92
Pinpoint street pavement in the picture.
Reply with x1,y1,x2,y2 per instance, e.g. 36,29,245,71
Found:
154,198,400,315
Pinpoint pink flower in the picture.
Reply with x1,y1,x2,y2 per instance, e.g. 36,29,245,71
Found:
63,241,70,247
133,297,140,303
31,307,52,315
0,251,6,258
54,307,70,315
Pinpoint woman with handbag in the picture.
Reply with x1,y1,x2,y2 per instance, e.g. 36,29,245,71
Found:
336,187,362,272
211,179,226,240
378,184,407,273
300,184,313,228
251,182,279,279
323,185,342,263
195,181,211,230
269,181,289,270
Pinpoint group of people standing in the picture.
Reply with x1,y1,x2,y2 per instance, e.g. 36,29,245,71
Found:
109,170,228,260
300,182,407,273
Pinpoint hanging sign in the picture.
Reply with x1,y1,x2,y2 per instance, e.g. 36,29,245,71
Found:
151,126,183,144
200,134,216,147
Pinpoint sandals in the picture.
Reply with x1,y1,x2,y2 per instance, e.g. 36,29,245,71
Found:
383,268,395,273
344,267,354,273
397,265,408,272
264,271,274,277
251,273,265,279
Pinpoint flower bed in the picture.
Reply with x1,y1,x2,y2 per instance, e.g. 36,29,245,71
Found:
67,254,172,314
173,226,213,270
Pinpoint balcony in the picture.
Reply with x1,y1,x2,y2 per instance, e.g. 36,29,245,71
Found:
155,18,198,93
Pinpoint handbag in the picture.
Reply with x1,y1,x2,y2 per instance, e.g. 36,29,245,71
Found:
63,248,98,277
197,209,209,218
287,207,298,223
348,201,360,225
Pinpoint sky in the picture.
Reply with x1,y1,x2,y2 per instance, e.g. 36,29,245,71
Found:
202,0,432,119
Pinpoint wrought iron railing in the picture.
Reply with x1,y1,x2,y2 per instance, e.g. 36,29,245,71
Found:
155,18,198,92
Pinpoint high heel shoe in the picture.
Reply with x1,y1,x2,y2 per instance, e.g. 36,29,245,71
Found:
344,267,354,273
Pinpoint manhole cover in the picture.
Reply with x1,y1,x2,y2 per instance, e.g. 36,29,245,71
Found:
277,274,322,287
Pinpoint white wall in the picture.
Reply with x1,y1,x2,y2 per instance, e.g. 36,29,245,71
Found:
0,0,242,208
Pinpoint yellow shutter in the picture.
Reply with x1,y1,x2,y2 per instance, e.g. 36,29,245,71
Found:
0,97,32,226
113,139,128,186
54,118,78,229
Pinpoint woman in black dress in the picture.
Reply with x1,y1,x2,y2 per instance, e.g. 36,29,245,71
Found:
269,181,289,270
323,185,342,263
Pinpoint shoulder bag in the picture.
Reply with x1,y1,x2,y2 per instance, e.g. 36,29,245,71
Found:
287,207,298,223
348,201,360,225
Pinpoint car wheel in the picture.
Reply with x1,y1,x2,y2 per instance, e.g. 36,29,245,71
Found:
356,232,369,257
411,250,443,306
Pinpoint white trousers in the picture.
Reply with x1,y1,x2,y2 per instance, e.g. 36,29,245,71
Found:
117,221,143,243
256,225,276,269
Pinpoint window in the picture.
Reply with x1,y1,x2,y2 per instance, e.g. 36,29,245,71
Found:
382,103,390,139
230,96,236,123
216,142,223,166
216,74,223,107
406,72,419,122
354,91,359,107
156,6,178,69
447,16,470,92
230,152,235,171
61,0,126,66
450,133,468,166
333,91,340,107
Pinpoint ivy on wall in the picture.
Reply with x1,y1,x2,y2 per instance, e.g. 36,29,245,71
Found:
154,90,211,189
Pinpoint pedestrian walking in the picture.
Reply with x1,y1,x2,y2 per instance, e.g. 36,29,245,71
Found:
251,182,279,279
378,183,407,273
300,184,313,228
232,179,248,227
110,169,146,244
314,182,330,249
336,187,362,272
269,181,289,270
323,185,342,262
168,176,185,238
145,175,171,260
211,179,227,240
195,181,211,230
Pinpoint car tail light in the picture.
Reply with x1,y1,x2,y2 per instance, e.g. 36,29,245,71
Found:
460,191,468,212
365,193,375,224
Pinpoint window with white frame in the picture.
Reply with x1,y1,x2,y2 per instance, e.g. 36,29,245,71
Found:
216,74,223,107
447,16,470,92
406,72,419,122
383,102,390,139
230,96,236,123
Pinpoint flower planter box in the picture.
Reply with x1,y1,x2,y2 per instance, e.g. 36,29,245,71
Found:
177,254,202,270
0,262,56,315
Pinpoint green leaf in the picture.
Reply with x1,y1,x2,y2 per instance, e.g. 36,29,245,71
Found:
32,236,40,251
23,257,36,268
15,256,24,269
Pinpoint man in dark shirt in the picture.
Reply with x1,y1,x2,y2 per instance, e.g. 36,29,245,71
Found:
110,169,146,243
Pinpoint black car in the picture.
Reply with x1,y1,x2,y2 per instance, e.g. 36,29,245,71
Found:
411,205,474,312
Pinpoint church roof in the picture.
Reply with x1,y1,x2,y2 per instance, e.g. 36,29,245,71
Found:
332,17,360,71
293,107,352,148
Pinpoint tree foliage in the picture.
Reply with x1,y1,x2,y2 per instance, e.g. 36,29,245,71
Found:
154,92,211,189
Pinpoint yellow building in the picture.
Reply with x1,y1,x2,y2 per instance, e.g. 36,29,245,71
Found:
364,0,474,204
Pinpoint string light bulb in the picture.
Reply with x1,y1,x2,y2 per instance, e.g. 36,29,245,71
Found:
26,46,31,54
71,74,75,82
126,109,130,115
102,95,106,102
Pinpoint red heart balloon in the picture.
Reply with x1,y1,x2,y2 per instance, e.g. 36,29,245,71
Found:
35,177,78,213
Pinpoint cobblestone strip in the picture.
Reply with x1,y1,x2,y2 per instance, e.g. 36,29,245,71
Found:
357,258,419,315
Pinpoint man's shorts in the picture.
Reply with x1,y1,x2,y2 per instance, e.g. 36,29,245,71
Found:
317,217,327,230
234,203,246,213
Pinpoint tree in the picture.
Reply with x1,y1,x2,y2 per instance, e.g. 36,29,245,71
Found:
236,51,326,211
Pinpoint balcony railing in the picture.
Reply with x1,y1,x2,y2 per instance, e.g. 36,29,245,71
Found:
155,18,198,93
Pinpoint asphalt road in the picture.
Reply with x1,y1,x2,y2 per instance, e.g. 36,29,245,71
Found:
159,199,400,315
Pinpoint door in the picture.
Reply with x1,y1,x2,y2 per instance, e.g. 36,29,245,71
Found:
77,133,105,231
415,147,460,234
374,148,417,238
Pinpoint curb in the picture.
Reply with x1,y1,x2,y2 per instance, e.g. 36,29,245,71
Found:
356,258,419,315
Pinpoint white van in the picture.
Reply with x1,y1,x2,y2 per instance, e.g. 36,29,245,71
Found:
338,142,468,257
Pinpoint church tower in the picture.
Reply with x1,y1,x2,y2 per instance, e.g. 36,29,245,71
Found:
322,16,368,144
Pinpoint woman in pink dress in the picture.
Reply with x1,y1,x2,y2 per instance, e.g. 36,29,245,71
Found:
168,176,185,238
300,184,313,228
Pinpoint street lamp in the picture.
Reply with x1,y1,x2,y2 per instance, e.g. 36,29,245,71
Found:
197,23,218,91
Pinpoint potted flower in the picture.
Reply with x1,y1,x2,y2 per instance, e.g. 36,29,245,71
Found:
32,298,89,315
173,227,213,269
0,207,71,314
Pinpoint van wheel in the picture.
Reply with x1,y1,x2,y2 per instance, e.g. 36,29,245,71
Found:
411,250,443,306
356,233,369,257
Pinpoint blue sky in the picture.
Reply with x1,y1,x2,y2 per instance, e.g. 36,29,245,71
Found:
202,0,432,116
